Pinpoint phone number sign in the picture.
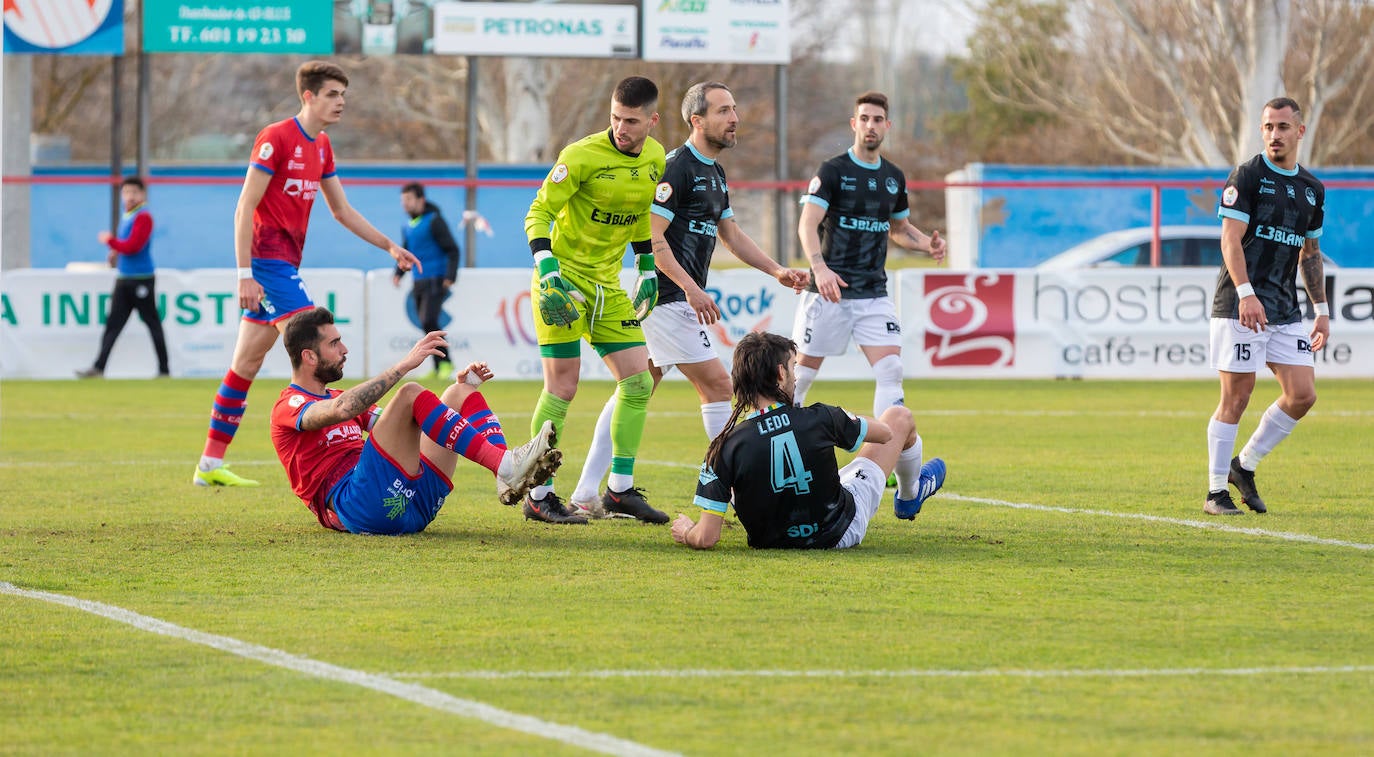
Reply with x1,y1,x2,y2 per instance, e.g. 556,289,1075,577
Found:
143,1,332,53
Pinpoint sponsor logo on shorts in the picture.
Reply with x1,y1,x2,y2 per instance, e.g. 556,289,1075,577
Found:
787,523,819,538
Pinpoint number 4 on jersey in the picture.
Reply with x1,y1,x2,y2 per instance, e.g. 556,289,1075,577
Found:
770,431,814,494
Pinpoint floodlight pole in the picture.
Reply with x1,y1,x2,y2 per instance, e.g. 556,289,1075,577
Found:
464,55,479,268
110,55,123,231
137,1,150,178
774,64,790,264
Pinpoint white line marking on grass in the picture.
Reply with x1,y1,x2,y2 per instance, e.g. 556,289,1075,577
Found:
387,665,1374,680
946,494,1374,551
0,582,677,757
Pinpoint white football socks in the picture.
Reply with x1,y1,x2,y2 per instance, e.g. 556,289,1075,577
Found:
1239,401,1299,471
571,395,616,503
871,354,905,416
793,364,819,406
894,434,924,500
1206,417,1239,492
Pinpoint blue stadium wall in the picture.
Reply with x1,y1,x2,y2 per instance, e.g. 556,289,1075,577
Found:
962,164,1374,268
28,162,1374,270
29,163,551,270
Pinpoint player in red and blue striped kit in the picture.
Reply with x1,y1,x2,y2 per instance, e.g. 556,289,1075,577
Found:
194,61,421,487
270,307,563,534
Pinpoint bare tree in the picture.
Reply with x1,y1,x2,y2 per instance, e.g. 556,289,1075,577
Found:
953,0,1374,166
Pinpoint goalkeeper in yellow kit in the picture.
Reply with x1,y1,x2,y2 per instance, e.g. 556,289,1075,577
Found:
521,76,669,525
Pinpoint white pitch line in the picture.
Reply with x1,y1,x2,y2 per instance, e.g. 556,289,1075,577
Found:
947,494,1374,551
0,582,677,757
387,665,1374,681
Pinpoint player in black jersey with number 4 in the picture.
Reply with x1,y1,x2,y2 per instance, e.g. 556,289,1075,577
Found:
1204,97,1329,516
792,91,946,428
671,332,946,550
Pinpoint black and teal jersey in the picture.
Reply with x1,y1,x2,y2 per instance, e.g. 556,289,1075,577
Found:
525,129,666,288
694,403,867,550
801,148,911,299
1213,153,1325,325
653,141,733,305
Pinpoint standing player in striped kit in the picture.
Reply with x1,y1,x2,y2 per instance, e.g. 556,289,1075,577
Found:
193,61,420,487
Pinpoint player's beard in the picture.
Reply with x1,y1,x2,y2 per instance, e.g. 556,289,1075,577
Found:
314,360,345,384
707,128,736,151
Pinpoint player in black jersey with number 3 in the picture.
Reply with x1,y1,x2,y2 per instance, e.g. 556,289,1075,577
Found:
671,332,946,550
1204,97,1330,516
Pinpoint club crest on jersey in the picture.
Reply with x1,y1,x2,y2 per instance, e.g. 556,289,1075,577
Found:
1305,187,1317,206
1222,186,1239,207
550,163,570,183
258,142,274,160
655,181,673,202
886,177,899,194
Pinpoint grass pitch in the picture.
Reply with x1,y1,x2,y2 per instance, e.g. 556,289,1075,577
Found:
2,375,1372,755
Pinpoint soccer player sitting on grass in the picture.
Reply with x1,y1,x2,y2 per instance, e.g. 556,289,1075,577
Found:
269,307,561,535
671,332,946,550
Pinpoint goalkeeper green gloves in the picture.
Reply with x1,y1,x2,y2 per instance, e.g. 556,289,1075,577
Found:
535,251,580,327
632,253,658,320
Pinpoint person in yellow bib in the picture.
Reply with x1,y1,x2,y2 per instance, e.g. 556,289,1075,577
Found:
521,76,669,525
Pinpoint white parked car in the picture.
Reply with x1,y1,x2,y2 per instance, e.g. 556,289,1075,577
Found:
1036,226,1223,269
1036,225,1336,269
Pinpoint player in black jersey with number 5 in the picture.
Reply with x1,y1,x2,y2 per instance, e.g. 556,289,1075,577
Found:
1204,97,1330,516
792,91,946,432
671,332,946,550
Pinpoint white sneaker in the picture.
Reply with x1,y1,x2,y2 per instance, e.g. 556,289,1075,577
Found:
496,421,562,506
569,492,609,520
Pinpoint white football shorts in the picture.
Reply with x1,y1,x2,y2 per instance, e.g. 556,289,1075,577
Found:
643,300,719,369
791,292,901,357
1209,318,1314,372
833,457,886,549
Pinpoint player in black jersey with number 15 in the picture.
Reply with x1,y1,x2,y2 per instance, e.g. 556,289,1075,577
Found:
671,332,947,550
1204,97,1330,516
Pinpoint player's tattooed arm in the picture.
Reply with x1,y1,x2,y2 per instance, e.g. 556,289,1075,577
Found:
299,368,403,430
1299,241,1326,305
335,369,402,418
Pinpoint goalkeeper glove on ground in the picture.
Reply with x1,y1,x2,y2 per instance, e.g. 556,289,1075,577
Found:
632,253,658,320
535,251,580,327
